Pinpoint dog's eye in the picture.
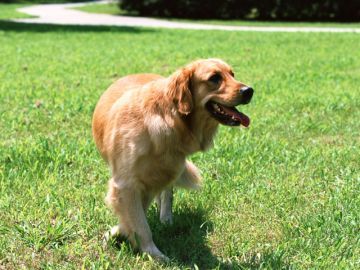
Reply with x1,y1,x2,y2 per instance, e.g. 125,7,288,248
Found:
230,71,235,77
208,74,222,84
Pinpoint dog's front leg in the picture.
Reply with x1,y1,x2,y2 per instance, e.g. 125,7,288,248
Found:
106,179,168,261
156,187,173,224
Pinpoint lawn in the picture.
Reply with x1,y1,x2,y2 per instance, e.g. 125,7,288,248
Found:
0,4,34,20
74,1,130,16
0,19,359,269
75,2,360,28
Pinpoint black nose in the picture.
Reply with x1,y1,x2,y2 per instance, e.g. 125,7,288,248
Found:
239,86,254,104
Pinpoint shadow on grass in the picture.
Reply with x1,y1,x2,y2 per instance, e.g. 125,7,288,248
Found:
149,207,290,269
0,20,155,33
109,206,289,268
150,208,219,268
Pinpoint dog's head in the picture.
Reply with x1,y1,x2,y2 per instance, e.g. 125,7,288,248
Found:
168,58,254,127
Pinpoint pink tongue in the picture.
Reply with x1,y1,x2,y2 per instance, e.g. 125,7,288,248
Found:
237,112,250,127
221,106,250,127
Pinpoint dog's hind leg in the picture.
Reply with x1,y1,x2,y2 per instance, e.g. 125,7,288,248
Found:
156,161,201,224
103,178,129,244
142,191,155,213
156,187,173,224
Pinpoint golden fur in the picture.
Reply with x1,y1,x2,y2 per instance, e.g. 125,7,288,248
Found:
92,59,252,260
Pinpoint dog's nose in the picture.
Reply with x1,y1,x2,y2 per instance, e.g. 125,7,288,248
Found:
239,86,254,104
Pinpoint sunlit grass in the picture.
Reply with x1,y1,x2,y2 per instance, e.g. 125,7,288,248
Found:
0,20,359,269
0,4,34,20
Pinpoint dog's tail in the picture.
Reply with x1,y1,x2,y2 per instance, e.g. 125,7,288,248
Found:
174,160,202,190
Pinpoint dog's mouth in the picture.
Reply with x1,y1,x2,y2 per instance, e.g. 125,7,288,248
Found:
205,101,250,127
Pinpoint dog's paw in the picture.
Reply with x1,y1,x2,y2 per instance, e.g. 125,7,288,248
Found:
142,245,170,262
102,225,125,247
175,160,202,190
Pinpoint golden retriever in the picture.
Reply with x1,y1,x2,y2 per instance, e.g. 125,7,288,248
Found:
92,58,254,260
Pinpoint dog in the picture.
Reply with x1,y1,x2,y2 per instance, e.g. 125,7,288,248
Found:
92,58,254,261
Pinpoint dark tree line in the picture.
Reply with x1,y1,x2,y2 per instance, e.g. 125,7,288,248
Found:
119,0,360,21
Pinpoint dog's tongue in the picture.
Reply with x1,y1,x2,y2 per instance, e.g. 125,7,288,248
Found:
222,106,250,127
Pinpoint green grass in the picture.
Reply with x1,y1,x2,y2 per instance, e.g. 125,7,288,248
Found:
75,2,129,16
75,3,360,28
0,4,34,20
0,20,359,269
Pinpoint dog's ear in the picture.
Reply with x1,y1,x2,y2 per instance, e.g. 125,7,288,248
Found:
167,67,193,115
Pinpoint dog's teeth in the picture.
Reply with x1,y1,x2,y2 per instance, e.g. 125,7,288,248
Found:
213,103,222,113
